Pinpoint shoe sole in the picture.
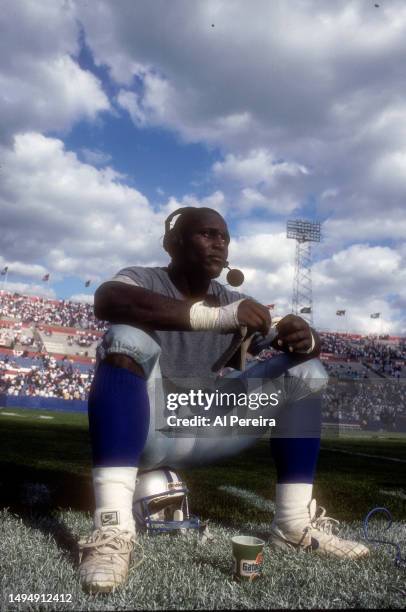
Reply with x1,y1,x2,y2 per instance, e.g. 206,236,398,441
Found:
270,533,370,559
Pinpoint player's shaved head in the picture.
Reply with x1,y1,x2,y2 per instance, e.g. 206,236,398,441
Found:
173,207,225,238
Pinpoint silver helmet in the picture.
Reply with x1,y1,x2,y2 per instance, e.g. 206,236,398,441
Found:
133,467,200,533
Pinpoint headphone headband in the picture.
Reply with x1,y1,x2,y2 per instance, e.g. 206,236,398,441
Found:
164,207,197,236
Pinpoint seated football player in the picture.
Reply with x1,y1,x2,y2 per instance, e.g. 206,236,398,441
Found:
78,207,369,593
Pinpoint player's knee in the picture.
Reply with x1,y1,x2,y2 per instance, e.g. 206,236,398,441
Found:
97,324,162,378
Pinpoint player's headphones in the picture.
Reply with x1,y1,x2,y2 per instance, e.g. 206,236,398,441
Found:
163,207,245,287
163,207,191,253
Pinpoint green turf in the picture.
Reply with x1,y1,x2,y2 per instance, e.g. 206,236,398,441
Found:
0,407,405,610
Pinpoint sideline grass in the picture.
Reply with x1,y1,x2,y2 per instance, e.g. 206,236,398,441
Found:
1,509,405,610
0,407,405,609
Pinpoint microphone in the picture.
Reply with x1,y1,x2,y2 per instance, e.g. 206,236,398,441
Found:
224,261,245,287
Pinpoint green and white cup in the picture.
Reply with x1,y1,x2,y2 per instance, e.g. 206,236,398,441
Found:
231,535,265,581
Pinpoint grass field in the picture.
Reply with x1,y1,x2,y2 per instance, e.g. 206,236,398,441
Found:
0,407,405,610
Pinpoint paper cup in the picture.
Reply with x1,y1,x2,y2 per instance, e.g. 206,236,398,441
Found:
231,535,265,581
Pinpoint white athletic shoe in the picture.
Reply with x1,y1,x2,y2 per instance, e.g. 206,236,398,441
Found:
78,527,136,593
270,499,370,560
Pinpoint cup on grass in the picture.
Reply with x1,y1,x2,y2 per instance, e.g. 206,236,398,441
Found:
231,535,265,581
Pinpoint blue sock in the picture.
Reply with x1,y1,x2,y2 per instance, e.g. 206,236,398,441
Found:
270,437,320,483
88,361,150,467
270,395,321,483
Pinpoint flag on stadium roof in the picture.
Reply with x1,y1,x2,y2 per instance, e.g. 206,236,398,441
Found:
336,310,346,316
300,306,312,313
1,266,8,275
370,312,380,319
85,280,91,287
42,273,50,282
266,304,275,310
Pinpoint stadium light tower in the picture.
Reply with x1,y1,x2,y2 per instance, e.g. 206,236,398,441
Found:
287,219,321,325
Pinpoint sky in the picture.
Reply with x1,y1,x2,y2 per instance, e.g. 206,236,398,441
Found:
1,0,406,334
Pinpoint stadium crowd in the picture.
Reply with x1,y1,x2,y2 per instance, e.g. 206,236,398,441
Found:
0,292,106,331
0,354,92,400
322,379,405,430
320,332,406,378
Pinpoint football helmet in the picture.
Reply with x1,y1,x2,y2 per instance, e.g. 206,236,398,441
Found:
133,467,201,534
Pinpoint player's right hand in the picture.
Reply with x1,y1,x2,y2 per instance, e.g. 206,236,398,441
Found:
237,299,271,336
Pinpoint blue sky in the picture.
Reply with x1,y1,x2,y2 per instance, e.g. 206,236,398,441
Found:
1,0,406,334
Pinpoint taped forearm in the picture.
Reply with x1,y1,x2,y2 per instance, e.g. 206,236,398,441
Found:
189,299,246,331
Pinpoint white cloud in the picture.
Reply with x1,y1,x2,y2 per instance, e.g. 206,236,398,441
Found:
213,150,308,186
162,190,227,217
0,259,47,279
0,282,56,299
228,233,295,271
0,132,167,281
0,0,110,142
76,0,406,231
69,293,94,304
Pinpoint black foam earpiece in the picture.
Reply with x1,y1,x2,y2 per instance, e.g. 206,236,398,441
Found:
226,268,245,287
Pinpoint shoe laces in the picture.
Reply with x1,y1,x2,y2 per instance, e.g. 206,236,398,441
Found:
79,528,144,567
79,528,135,554
308,503,340,537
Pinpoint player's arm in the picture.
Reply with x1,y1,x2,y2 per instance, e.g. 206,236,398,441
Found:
94,281,191,330
94,281,271,333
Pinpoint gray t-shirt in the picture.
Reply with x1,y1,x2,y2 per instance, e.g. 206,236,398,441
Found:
111,266,250,384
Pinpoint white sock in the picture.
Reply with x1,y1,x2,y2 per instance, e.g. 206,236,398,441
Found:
92,466,138,534
272,483,313,530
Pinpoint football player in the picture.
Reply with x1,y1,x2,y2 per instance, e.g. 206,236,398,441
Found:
78,207,369,593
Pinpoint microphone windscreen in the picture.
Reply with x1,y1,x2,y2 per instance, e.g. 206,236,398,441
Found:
226,268,245,287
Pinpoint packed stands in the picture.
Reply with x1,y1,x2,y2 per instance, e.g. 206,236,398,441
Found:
0,291,105,331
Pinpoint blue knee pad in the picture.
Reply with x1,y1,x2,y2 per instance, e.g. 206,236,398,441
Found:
88,362,150,467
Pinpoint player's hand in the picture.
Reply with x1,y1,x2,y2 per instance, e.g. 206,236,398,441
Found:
237,299,271,336
275,314,313,353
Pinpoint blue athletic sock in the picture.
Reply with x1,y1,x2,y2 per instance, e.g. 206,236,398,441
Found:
270,437,320,483
88,361,150,467
270,392,321,483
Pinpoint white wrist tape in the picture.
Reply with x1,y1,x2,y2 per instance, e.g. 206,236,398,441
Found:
189,299,245,332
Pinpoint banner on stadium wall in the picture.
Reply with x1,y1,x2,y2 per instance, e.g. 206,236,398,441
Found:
0,394,87,413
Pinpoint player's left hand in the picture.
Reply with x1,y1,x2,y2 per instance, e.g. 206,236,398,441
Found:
275,314,313,353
